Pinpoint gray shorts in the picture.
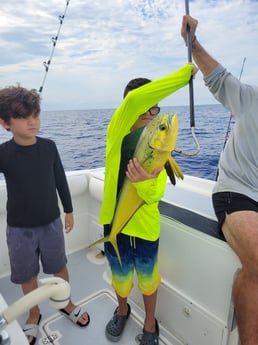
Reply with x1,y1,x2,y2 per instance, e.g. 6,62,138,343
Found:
6,217,67,284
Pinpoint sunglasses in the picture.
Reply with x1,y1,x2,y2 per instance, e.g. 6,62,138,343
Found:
148,106,160,116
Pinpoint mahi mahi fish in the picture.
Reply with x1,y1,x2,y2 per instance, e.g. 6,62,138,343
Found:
89,113,183,266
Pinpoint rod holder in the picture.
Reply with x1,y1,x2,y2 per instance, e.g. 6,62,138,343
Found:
0,277,70,344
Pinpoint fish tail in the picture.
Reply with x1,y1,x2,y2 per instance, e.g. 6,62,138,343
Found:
111,238,122,267
88,235,109,248
89,235,122,266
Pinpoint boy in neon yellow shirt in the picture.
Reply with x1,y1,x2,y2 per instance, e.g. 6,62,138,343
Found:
100,64,197,344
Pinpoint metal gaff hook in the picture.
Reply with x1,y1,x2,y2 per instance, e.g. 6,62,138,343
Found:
174,0,200,156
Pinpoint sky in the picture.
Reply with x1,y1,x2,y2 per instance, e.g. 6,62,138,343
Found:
1,0,258,111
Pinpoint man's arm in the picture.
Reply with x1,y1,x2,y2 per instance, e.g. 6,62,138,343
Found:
181,15,218,76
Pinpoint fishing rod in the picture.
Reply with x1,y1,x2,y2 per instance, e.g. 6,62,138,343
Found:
215,56,246,180
174,0,200,157
38,0,70,94
221,57,246,151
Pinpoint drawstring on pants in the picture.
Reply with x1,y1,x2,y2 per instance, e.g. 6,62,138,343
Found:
129,236,136,249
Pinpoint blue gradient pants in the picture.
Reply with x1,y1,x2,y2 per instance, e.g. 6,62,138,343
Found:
104,225,160,298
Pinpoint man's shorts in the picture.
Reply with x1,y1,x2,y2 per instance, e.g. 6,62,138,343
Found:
6,217,67,284
212,191,258,230
104,225,161,298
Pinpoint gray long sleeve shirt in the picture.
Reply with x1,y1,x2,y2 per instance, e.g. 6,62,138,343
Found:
204,64,258,201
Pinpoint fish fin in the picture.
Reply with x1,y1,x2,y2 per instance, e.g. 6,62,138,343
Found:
164,161,176,185
111,238,122,267
169,156,184,179
165,156,184,185
88,235,109,248
89,235,123,267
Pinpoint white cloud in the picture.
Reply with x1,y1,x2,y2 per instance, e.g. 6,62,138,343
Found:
1,0,258,110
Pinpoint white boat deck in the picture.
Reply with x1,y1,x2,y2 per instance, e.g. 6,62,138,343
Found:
0,248,170,345
0,169,241,345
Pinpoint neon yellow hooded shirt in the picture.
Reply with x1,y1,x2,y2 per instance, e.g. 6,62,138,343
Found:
99,64,194,228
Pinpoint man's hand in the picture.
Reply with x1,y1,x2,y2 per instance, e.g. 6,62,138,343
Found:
181,15,198,45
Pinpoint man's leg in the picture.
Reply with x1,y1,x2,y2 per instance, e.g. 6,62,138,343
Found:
222,210,258,345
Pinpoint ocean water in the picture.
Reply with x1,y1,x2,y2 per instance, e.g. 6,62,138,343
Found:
0,104,233,181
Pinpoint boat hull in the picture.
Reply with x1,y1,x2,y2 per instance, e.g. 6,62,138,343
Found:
0,169,241,344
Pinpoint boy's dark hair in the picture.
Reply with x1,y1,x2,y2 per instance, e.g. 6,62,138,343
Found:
123,77,151,98
0,86,41,125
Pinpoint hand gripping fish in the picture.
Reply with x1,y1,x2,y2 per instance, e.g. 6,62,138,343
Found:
89,113,183,266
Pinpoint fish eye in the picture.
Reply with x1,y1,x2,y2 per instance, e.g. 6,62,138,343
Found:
159,124,166,131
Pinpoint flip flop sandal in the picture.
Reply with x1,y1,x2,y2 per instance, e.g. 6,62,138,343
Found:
23,314,42,345
105,303,131,342
60,306,90,327
139,319,159,345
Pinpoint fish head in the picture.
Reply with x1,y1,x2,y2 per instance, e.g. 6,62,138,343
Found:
146,113,178,152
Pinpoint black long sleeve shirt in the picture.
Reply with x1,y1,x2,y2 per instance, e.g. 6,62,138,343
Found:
0,137,73,227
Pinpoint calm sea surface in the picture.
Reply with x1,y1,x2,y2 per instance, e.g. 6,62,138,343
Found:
0,104,233,181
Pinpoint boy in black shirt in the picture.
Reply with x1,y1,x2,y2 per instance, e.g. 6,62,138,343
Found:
0,86,90,345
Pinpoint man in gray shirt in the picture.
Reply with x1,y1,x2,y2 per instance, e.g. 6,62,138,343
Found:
181,15,258,345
